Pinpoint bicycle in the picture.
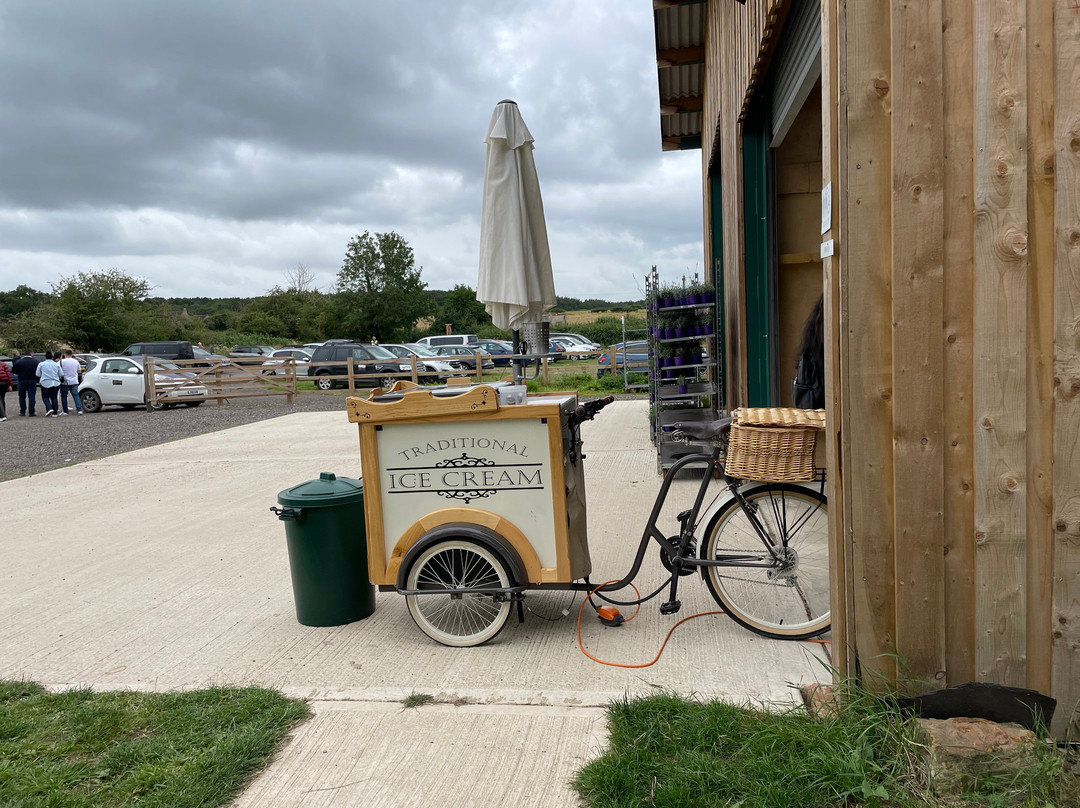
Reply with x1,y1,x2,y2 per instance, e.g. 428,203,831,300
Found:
390,396,829,646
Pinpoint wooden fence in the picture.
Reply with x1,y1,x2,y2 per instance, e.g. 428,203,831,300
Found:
139,348,652,408
143,357,298,409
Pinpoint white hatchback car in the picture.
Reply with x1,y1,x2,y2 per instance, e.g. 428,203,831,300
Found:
78,356,208,413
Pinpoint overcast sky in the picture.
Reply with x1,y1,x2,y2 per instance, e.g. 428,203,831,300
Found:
0,0,704,301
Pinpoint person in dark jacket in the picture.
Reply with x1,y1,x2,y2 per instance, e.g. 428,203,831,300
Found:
12,350,39,417
792,295,825,410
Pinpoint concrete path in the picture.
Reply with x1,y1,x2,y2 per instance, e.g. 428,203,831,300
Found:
1,401,827,807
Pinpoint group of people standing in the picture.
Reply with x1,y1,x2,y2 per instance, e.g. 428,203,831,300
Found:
0,350,83,420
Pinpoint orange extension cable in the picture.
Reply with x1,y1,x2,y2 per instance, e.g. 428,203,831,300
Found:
577,579,829,669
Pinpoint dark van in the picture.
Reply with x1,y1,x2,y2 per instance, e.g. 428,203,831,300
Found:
121,341,195,361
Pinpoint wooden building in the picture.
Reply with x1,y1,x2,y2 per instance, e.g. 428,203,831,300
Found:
652,0,1079,738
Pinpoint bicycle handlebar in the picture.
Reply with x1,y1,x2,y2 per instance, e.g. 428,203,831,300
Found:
571,395,615,425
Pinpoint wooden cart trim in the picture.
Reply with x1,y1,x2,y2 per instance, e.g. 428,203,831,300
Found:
378,507,551,586
346,384,497,423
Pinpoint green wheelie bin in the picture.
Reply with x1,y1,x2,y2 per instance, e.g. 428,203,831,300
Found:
273,472,375,626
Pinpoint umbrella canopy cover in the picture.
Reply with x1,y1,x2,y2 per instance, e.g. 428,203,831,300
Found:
477,100,556,332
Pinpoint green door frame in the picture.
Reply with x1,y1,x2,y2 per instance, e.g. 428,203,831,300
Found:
742,96,777,407
709,166,725,407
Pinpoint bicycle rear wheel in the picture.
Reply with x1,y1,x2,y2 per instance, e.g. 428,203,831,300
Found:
702,483,829,639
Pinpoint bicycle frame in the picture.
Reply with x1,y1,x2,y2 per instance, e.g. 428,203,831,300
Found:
570,444,797,597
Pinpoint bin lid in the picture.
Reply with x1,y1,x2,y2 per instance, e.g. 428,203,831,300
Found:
277,472,363,507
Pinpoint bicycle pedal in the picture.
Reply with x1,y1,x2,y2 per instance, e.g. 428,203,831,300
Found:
659,600,682,615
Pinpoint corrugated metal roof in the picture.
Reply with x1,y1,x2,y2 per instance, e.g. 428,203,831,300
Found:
653,1,706,151
658,63,704,102
661,111,703,138
654,1,706,51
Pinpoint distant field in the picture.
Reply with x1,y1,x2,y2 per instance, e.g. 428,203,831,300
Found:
553,308,646,326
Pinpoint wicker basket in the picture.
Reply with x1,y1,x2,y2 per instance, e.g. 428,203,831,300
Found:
724,407,825,483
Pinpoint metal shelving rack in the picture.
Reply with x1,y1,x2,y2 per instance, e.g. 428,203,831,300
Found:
646,266,719,474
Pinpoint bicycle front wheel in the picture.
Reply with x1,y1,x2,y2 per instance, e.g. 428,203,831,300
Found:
702,483,829,639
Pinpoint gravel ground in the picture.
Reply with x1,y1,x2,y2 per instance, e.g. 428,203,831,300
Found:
0,392,350,482
0,389,644,482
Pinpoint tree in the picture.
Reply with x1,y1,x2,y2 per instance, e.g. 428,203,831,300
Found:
330,232,433,341
284,264,318,294
0,304,61,353
0,285,50,319
51,269,153,350
440,284,491,332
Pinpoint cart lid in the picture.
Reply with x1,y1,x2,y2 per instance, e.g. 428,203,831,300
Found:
277,471,363,507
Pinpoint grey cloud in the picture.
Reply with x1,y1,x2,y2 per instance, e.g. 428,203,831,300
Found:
0,0,701,299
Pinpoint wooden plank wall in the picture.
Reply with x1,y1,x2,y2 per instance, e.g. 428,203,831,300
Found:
827,0,1078,734
941,0,977,692
699,0,1079,737
1052,0,1080,743
892,0,946,685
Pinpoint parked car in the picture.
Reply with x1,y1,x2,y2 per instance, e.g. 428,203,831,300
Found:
74,352,110,367
380,343,462,383
229,345,275,364
78,356,207,412
550,337,598,360
596,341,650,377
465,339,531,367
547,340,566,361
192,346,229,366
1,355,11,371
550,332,600,349
120,341,195,361
432,345,496,371
307,342,411,390
264,348,312,376
416,333,480,349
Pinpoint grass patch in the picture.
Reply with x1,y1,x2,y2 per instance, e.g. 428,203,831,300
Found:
0,679,310,808
573,690,1073,808
401,692,435,709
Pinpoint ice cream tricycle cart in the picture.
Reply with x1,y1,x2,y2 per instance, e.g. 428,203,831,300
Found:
347,380,830,647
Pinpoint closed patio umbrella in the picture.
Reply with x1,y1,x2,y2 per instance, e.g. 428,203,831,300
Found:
477,100,556,352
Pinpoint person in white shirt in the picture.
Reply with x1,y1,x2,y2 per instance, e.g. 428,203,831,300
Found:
35,351,63,417
59,349,83,415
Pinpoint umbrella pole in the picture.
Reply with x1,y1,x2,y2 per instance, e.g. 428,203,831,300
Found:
512,328,522,385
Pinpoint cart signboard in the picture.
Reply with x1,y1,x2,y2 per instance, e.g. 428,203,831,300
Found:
377,418,558,569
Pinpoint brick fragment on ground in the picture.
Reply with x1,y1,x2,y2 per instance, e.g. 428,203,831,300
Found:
916,716,1040,796
799,683,838,720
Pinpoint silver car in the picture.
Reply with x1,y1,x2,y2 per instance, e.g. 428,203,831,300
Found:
380,343,463,383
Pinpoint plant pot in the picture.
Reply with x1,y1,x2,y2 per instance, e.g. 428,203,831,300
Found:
664,369,675,379
662,297,674,308
693,325,704,336
692,293,703,305
703,324,714,335
673,355,684,366
677,384,688,394
674,327,686,338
